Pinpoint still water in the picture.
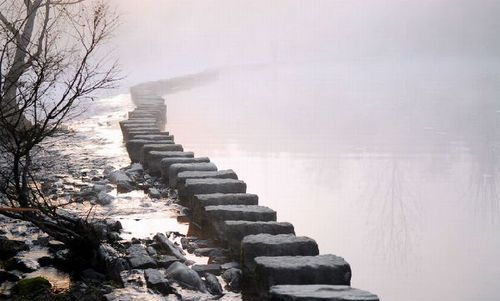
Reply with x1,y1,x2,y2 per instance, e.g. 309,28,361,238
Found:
161,60,500,301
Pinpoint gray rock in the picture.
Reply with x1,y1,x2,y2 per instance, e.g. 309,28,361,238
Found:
253,255,351,293
191,264,221,276
117,180,135,193
0,236,29,259
156,255,180,269
179,179,247,202
154,233,187,262
140,144,184,165
168,163,218,188
98,243,130,281
223,221,295,255
127,244,157,269
191,193,259,224
173,169,237,189
147,152,197,175
124,127,162,141
148,188,161,199
204,273,223,296
221,262,240,271
127,131,170,141
166,262,207,293
108,170,132,184
97,191,115,205
120,269,146,288
221,268,242,292
93,184,114,193
159,157,209,180
269,285,380,301
126,140,175,163
204,205,276,233
125,129,161,141
241,234,319,272
144,268,173,295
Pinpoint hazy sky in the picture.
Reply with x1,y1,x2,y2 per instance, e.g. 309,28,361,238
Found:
107,0,500,87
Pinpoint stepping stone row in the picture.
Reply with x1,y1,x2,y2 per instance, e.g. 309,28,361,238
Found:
121,94,379,300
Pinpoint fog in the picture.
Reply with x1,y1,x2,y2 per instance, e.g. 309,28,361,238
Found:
103,1,500,300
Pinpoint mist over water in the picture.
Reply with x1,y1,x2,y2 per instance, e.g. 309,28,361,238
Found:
107,1,500,300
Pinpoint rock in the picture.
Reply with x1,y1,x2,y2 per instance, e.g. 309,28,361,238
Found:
103,165,116,177
168,163,218,187
158,157,209,180
156,255,180,269
127,163,144,174
93,184,114,193
145,151,196,173
147,246,158,257
148,188,161,199
97,191,115,205
269,285,380,301
165,262,207,293
127,244,157,269
221,262,240,271
154,233,187,262
120,269,146,288
104,287,168,301
0,236,29,260
126,140,175,163
5,256,40,272
191,264,221,276
253,255,352,294
175,170,238,190
221,268,242,292
14,277,51,295
131,134,173,141
48,240,66,252
82,269,106,282
193,248,216,257
108,170,132,184
98,243,130,282
223,221,295,255
117,180,136,193
179,179,247,203
191,193,259,224
203,205,277,233
144,268,174,295
140,144,184,165
204,273,223,296
241,234,319,272
0,270,20,283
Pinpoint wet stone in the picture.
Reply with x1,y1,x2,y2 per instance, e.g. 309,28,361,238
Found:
128,244,157,269
204,273,223,296
168,163,218,188
191,264,221,276
145,268,173,295
159,157,209,180
179,179,247,202
154,233,187,262
147,152,197,175
156,255,180,269
126,140,176,163
165,262,207,293
269,285,380,301
204,205,277,231
241,234,319,271
140,144,184,165
172,169,237,189
253,255,352,293
221,268,242,292
191,193,259,224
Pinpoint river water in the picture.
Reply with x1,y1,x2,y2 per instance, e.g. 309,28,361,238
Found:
160,60,500,301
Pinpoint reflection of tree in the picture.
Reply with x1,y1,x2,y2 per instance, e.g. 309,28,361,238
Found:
363,157,420,264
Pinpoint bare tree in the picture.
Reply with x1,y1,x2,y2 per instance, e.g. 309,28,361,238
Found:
0,0,119,255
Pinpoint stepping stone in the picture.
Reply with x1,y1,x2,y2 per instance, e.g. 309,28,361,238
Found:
126,140,175,163
174,169,238,189
160,157,210,181
204,205,276,232
127,244,157,269
241,234,319,271
124,129,161,141
130,134,174,141
146,151,197,173
179,178,247,201
140,144,184,164
222,221,294,254
269,285,379,301
123,127,161,140
168,163,219,188
191,193,259,224
253,255,351,294
126,131,169,141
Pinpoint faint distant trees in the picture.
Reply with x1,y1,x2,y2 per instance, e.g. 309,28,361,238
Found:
0,0,119,254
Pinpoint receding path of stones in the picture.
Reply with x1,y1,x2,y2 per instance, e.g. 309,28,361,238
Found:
115,90,380,301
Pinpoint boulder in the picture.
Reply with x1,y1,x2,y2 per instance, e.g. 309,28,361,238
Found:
140,144,184,164
126,140,175,163
166,262,207,293
127,244,157,269
98,243,130,282
159,157,209,181
269,285,380,301
204,273,223,296
0,236,29,260
153,233,187,262
191,193,259,224
97,191,115,205
156,255,180,269
191,264,221,276
179,179,247,202
253,255,351,294
173,169,238,189
144,268,174,295
241,234,319,272
147,152,199,175
168,163,218,188
222,221,295,255
221,268,242,292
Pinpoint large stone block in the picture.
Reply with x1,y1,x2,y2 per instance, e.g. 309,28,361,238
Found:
140,144,184,164
179,179,247,202
269,285,379,301
123,127,161,140
126,131,170,142
174,169,238,189
147,153,202,175
126,140,175,163
190,193,258,225
130,134,173,141
204,205,276,226
124,129,161,141
168,163,219,188
241,234,319,272
253,255,351,295
222,221,294,255
159,158,210,181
